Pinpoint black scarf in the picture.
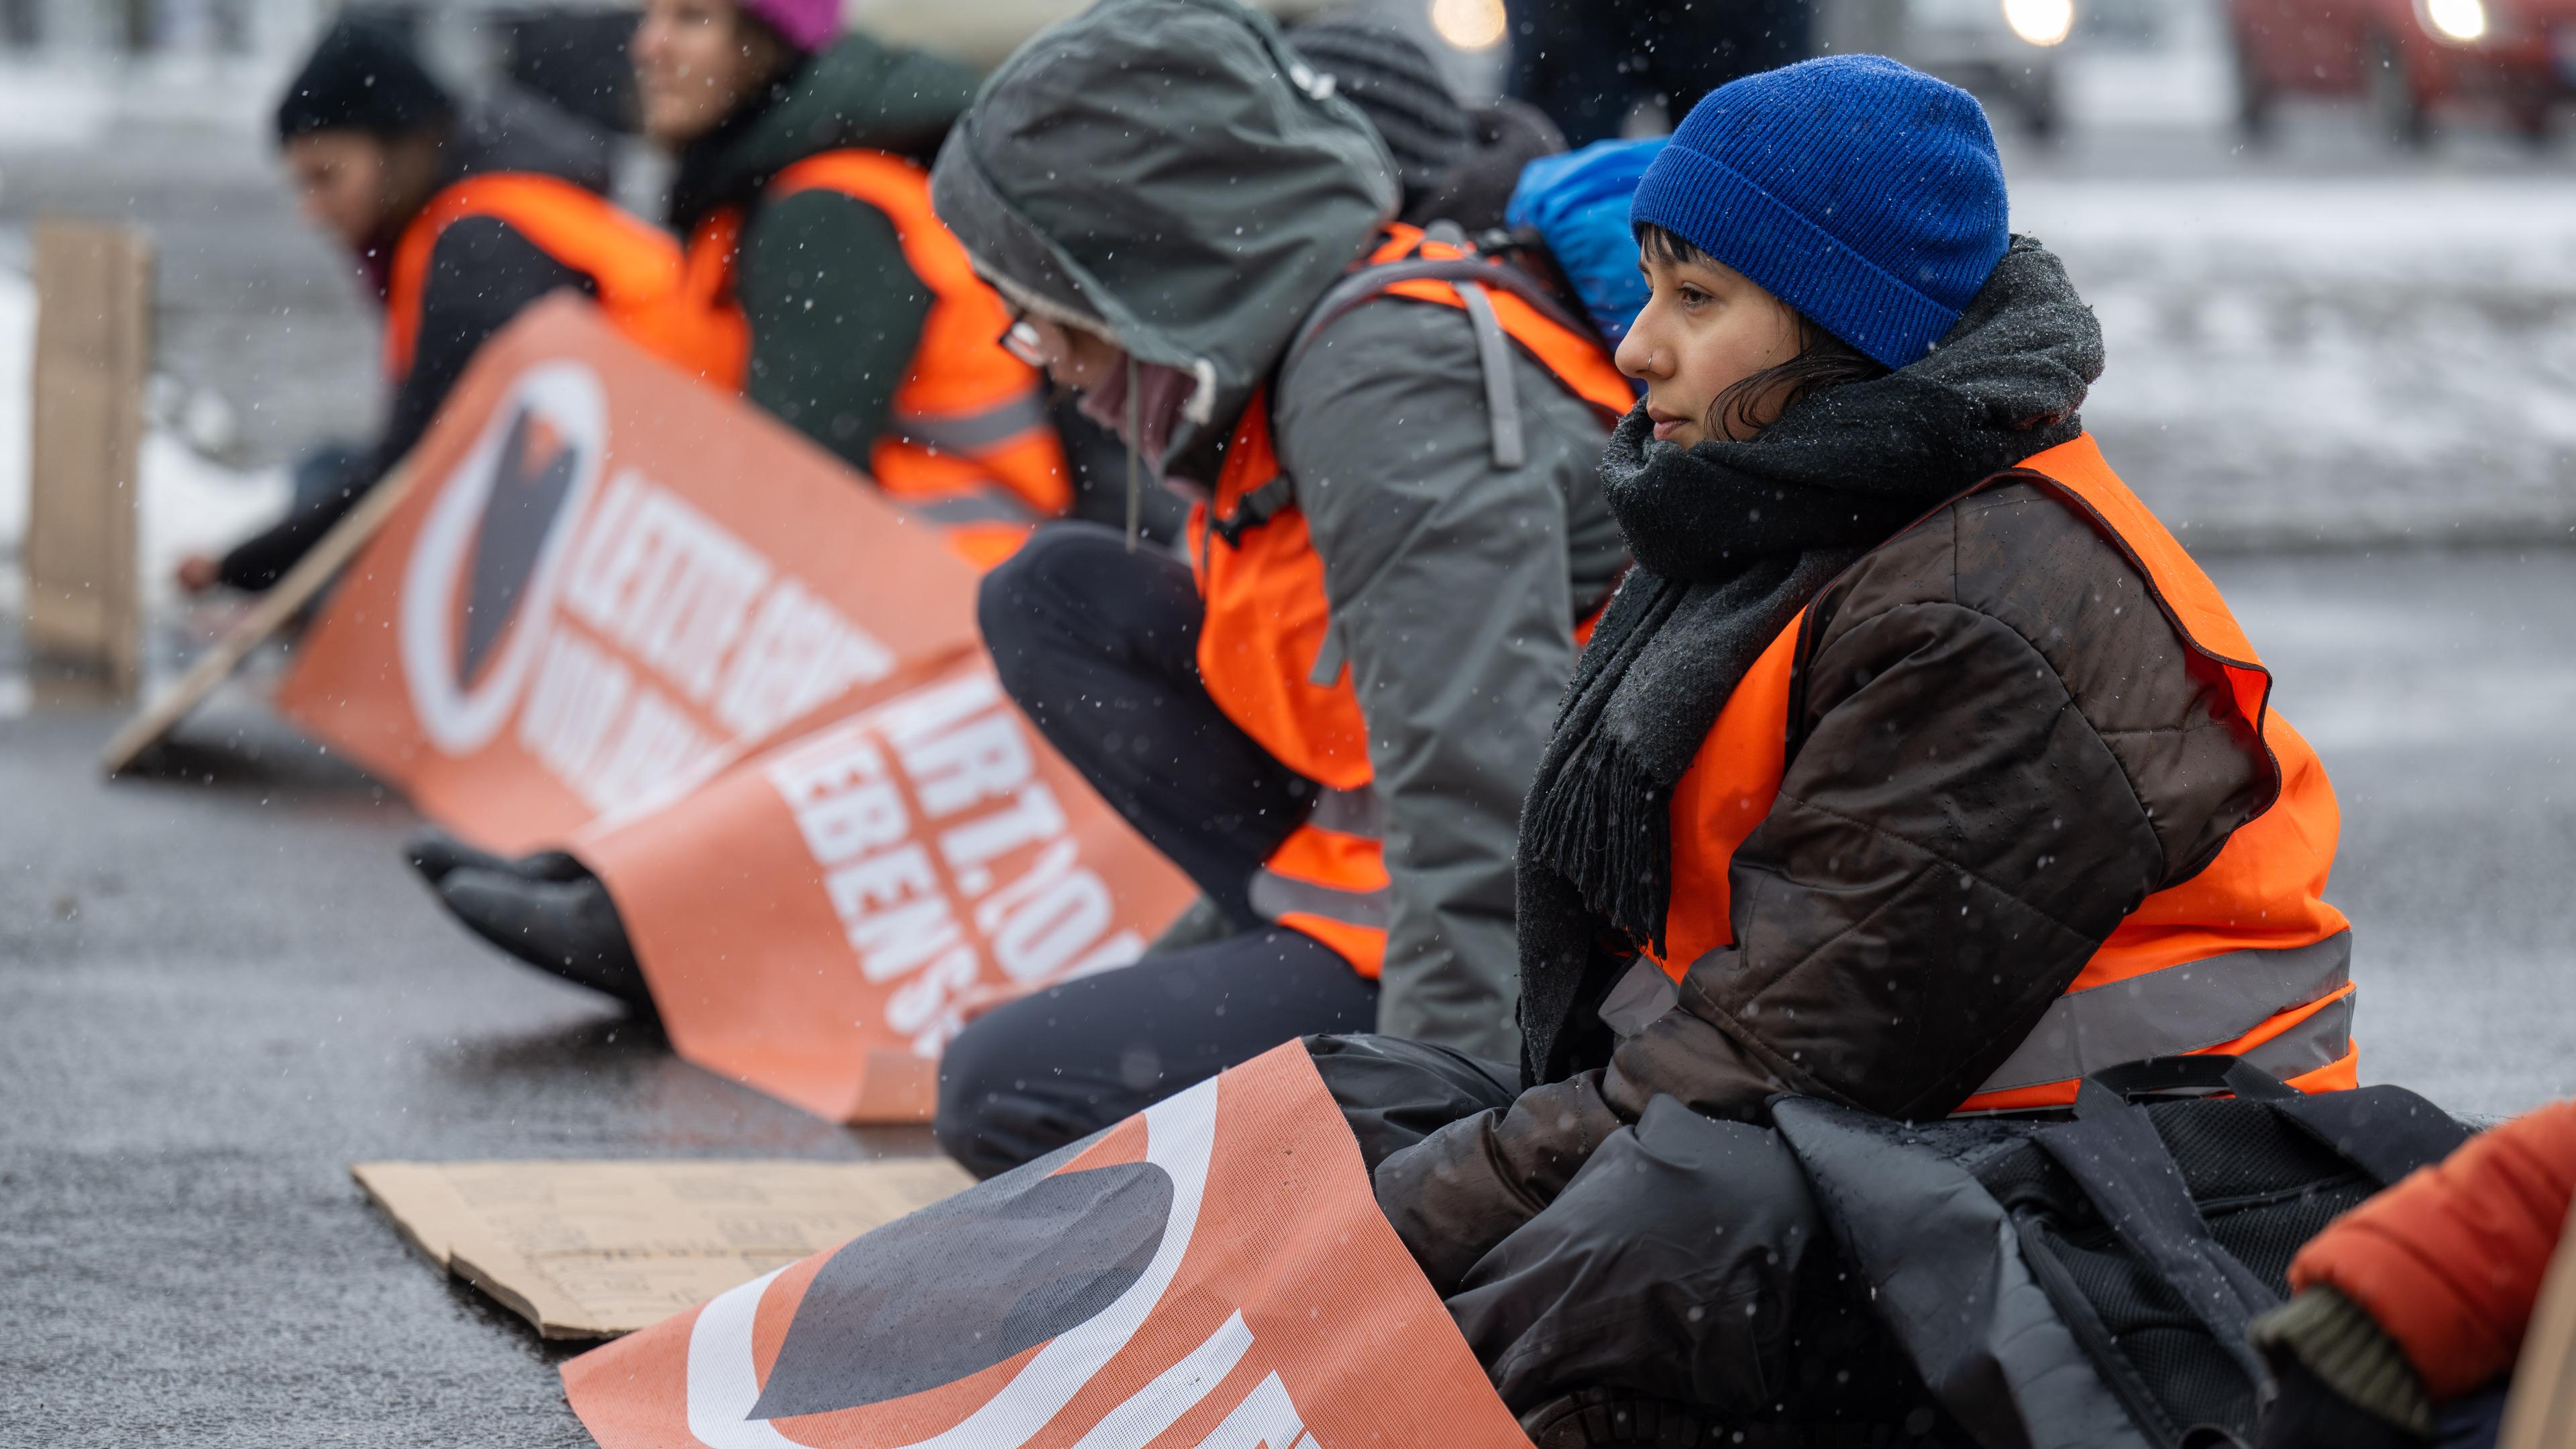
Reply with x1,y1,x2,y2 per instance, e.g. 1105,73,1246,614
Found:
1516,238,2108,1083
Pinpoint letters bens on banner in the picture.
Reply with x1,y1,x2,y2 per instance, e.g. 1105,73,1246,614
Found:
561,1042,1534,1449
278,301,1192,1122
577,656,1196,1122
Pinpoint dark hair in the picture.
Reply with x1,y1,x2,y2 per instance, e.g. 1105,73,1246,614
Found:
1635,223,1889,441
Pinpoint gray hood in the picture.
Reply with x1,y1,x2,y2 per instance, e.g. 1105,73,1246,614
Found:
929,0,1398,462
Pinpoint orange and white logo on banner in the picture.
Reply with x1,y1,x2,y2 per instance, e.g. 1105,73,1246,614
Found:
561,1042,1534,1449
276,299,1191,1120
278,297,984,853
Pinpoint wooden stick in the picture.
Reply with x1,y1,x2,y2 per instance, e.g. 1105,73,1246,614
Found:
28,221,152,697
97,462,418,777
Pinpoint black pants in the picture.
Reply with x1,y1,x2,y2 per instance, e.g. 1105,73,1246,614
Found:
976,523,1312,925
1307,1036,1925,1430
936,525,1376,1179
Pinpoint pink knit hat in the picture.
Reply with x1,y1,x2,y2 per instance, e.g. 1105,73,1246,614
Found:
738,0,843,53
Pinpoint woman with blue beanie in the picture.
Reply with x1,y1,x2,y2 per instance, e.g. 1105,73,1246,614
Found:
1316,54,2357,1445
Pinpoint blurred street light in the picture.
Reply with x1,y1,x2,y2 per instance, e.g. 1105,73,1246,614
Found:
2422,0,2488,44
1429,0,1507,51
2001,0,2075,48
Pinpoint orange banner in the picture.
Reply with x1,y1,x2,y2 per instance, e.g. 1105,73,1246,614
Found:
576,657,1195,1122
561,1041,1532,1449
276,298,1190,1120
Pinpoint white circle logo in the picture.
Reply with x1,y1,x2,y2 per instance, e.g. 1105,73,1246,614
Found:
399,362,607,756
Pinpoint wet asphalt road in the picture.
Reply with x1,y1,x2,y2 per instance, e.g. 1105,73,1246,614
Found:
1,545,2571,1446
0,694,938,1447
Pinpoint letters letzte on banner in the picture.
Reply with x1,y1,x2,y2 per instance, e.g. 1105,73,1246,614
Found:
274,299,1191,1122
561,1041,1535,1449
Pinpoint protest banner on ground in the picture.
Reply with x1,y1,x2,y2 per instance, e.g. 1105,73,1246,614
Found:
274,298,1191,1120
576,656,1198,1122
561,1041,1532,1449
275,296,984,851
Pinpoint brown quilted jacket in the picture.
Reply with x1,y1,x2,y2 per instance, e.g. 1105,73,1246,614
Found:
1377,475,2282,1291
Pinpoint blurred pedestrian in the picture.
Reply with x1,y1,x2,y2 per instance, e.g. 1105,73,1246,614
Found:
1504,0,1814,146
176,18,682,596
922,0,1635,1179
1306,55,2362,1444
627,0,1069,530
407,0,1166,1006
1290,15,1566,231
2251,1097,2576,1449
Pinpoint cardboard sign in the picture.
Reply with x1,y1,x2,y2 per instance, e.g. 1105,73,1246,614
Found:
275,297,982,855
562,1042,1532,1449
353,1158,973,1339
576,657,1198,1122
275,299,1192,1121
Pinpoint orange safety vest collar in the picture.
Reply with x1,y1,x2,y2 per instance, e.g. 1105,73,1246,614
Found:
1188,226,1637,977
655,150,1069,555
383,172,686,382
1649,433,2357,1114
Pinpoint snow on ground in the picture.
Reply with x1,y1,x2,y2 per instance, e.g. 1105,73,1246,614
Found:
2017,174,2576,547
0,266,289,611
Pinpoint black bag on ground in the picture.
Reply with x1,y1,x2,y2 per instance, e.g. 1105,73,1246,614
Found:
1775,1056,2471,1449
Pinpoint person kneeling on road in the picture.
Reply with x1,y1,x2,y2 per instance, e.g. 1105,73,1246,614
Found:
408,0,1111,985
922,0,1633,1180
176,19,682,598
1308,56,2363,1445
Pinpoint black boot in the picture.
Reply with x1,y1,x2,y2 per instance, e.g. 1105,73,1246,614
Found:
438,869,653,1010
405,826,588,887
1519,1391,1712,1448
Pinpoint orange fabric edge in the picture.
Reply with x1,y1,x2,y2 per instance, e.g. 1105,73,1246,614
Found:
1953,982,2357,1114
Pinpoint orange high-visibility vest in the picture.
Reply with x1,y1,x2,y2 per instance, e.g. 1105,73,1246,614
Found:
384,172,702,381
664,149,1069,566
1188,226,1635,977
1651,433,2357,1113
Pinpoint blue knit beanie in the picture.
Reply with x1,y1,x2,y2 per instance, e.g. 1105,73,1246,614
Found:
1629,55,2008,372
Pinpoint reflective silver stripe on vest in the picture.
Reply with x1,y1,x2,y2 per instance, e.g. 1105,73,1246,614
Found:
1972,931,2354,1095
1248,869,1390,930
2239,989,2356,1084
890,389,1051,457
906,485,1040,526
1306,784,1382,840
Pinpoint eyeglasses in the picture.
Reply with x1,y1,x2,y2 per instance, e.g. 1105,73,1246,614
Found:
997,306,1049,368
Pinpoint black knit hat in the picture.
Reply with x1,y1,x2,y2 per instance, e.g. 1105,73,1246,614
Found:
1289,17,1472,197
274,18,455,145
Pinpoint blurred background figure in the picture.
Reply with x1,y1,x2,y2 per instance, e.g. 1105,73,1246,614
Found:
1291,13,1564,229
628,0,1072,537
173,15,676,597
1499,0,1814,144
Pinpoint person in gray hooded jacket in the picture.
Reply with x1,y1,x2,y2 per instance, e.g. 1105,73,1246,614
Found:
924,0,1629,1179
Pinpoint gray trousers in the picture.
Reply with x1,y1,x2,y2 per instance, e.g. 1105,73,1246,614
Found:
1305,1036,1934,1432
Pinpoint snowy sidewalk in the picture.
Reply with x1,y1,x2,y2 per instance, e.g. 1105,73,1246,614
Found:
2020,173,2576,549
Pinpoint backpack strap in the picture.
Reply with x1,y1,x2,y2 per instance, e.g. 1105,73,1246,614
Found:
2273,1087,2470,1189
2038,1108,2282,1400
1281,227,1595,472
2074,1055,2299,1118
2076,1054,2471,1189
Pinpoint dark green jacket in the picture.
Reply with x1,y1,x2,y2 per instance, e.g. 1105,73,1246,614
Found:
667,33,979,470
